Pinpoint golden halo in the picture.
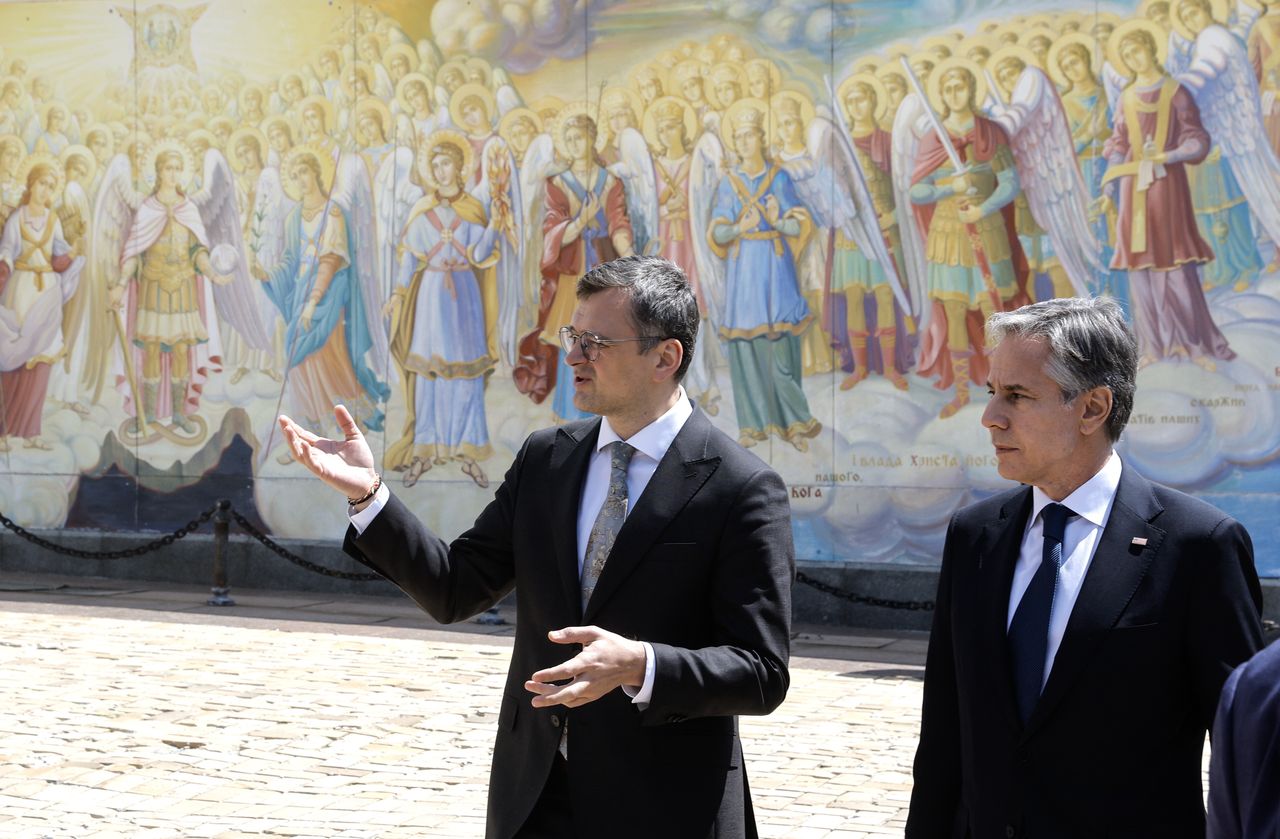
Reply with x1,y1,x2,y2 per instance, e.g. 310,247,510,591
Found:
83,122,114,156
1108,20,1170,75
465,57,493,88
926,56,988,115
228,126,268,172
396,72,434,115
297,95,335,133
1139,0,1174,21
770,90,815,141
435,59,469,90
991,25,1023,46
671,59,709,87
187,129,217,154
342,61,376,101
642,95,698,152
238,83,268,115
921,35,956,60
0,75,21,96
354,98,393,142
1022,13,1055,30
37,100,70,130
551,101,600,161
60,143,97,185
718,96,771,154
959,34,999,65
837,72,889,124
280,142,337,202
531,95,566,123
848,55,881,75
278,71,306,98
260,114,294,145
1048,33,1103,89
1017,27,1058,65
1054,11,1085,32
417,128,475,190
0,133,26,164
17,152,63,196
629,63,670,98
498,107,543,148
449,82,498,137
384,43,419,75
598,85,644,149
144,139,195,191
709,61,747,91
1169,0,1231,41
988,45,1042,95
907,50,941,78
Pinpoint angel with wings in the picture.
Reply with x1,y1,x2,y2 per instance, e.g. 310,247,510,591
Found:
226,127,284,385
501,107,559,351
0,156,84,451
600,87,659,258
1168,0,1275,290
99,143,270,441
250,145,388,445
1100,21,1235,368
381,131,507,489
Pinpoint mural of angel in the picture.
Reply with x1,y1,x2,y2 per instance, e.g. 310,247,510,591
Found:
395,73,439,146
252,145,387,440
708,100,821,452
0,78,25,136
0,157,83,450
0,135,23,211
24,102,72,155
1101,22,1235,368
601,93,658,261
503,108,557,348
899,58,1028,418
227,128,284,385
514,108,633,422
383,131,503,489
101,144,271,443
46,145,94,416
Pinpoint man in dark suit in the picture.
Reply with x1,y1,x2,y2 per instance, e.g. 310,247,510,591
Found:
906,297,1263,838
278,256,793,839
1207,638,1280,838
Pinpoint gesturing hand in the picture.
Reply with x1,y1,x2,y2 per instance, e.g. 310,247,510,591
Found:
525,626,647,709
278,405,377,500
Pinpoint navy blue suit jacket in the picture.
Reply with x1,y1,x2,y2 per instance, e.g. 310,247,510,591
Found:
1208,637,1280,839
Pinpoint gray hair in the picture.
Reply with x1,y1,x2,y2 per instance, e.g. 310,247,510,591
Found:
577,256,698,381
986,297,1137,442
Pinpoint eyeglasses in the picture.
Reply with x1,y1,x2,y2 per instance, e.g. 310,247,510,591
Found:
558,326,664,362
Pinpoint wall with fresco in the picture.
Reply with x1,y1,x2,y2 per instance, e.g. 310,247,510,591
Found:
0,0,1277,575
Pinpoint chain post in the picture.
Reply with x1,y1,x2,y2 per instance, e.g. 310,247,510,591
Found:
207,499,235,607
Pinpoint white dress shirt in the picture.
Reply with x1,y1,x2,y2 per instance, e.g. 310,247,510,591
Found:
350,388,695,707
1006,451,1123,689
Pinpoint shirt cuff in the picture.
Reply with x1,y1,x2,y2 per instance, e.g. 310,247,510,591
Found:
621,641,656,708
348,482,391,535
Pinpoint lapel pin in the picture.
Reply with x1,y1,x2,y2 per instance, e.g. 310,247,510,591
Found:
1131,537,1148,547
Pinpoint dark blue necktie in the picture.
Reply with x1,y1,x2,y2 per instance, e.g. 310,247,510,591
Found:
1009,502,1072,725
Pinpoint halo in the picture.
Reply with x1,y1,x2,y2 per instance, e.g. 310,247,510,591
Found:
209,116,234,135
629,63,670,98
278,71,306,99
297,95,335,132
1017,27,1058,65
384,43,418,75
1054,11,1085,32
418,128,475,190
60,143,95,184
238,83,267,115
875,62,908,96
531,95,566,123
83,122,114,156
671,59,709,88
37,100,69,129
435,58,469,90
598,85,644,148
144,138,195,191
926,56,988,115
498,107,544,147
921,35,956,60
260,114,294,145
718,96,771,154
1047,33,1102,89
280,142,337,202
551,101,600,161
354,97,393,142
228,126,268,172
186,128,217,155
342,60,376,100
1169,0,1231,41
988,45,1043,94
709,61,747,91
1108,19,1169,74
1139,0,1174,21
0,133,27,165
465,57,493,88
396,72,434,115
907,50,941,79
449,82,498,136
0,74,21,97
848,55,881,75
991,25,1023,46
837,72,889,124
18,152,63,196
642,95,698,152
770,90,815,141
959,34,999,65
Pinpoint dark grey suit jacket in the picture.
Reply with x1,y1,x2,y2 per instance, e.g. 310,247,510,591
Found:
1207,637,1280,839
907,464,1263,839
343,405,794,839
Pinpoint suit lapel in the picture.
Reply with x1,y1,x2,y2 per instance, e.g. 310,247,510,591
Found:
582,408,721,623
976,488,1033,736
1025,467,1165,736
549,419,601,623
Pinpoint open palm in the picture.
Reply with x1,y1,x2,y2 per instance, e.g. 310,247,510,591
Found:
278,405,377,500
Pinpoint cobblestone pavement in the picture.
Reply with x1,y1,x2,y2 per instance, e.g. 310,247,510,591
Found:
0,580,926,839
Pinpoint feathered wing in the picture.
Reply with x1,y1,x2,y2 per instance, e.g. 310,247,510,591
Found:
84,154,141,399
249,166,296,273
474,134,524,367
989,67,1099,295
1176,24,1280,245
689,130,727,326
192,150,274,352
890,94,930,332
517,134,556,341
493,68,522,117
606,127,660,256
373,146,423,309
333,152,389,376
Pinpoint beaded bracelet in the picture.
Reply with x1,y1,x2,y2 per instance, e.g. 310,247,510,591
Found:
348,473,381,506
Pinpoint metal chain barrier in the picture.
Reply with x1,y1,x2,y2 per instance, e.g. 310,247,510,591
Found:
227,508,382,582
795,570,935,612
0,505,219,559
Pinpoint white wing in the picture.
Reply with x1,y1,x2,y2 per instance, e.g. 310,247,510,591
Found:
249,166,296,272
493,68,522,117
1101,61,1128,119
373,147,423,314
332,152,389,375
891,93,930,328
474,135,524,367
989,67,1099,295
86,154,141,397
1167,30,1196,77
191,150,274,352
689,130,727,325
372,64,394,101
1176,24,1280,245
518,134,557,340
805,114,910,312
606,127,659,256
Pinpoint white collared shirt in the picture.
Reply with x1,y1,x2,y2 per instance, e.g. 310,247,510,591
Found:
1007,451,1123,688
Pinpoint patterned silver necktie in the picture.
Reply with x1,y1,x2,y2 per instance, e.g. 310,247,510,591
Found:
580,441,636,610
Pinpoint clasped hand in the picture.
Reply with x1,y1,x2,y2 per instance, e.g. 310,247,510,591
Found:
525,626,647,709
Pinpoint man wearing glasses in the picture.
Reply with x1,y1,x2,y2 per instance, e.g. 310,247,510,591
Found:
278,255,794,839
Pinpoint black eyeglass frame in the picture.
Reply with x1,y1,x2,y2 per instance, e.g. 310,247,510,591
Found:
558,325,668,362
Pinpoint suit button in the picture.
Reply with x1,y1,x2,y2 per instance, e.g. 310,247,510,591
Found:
550,714,561,728
1006,826,1016,838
